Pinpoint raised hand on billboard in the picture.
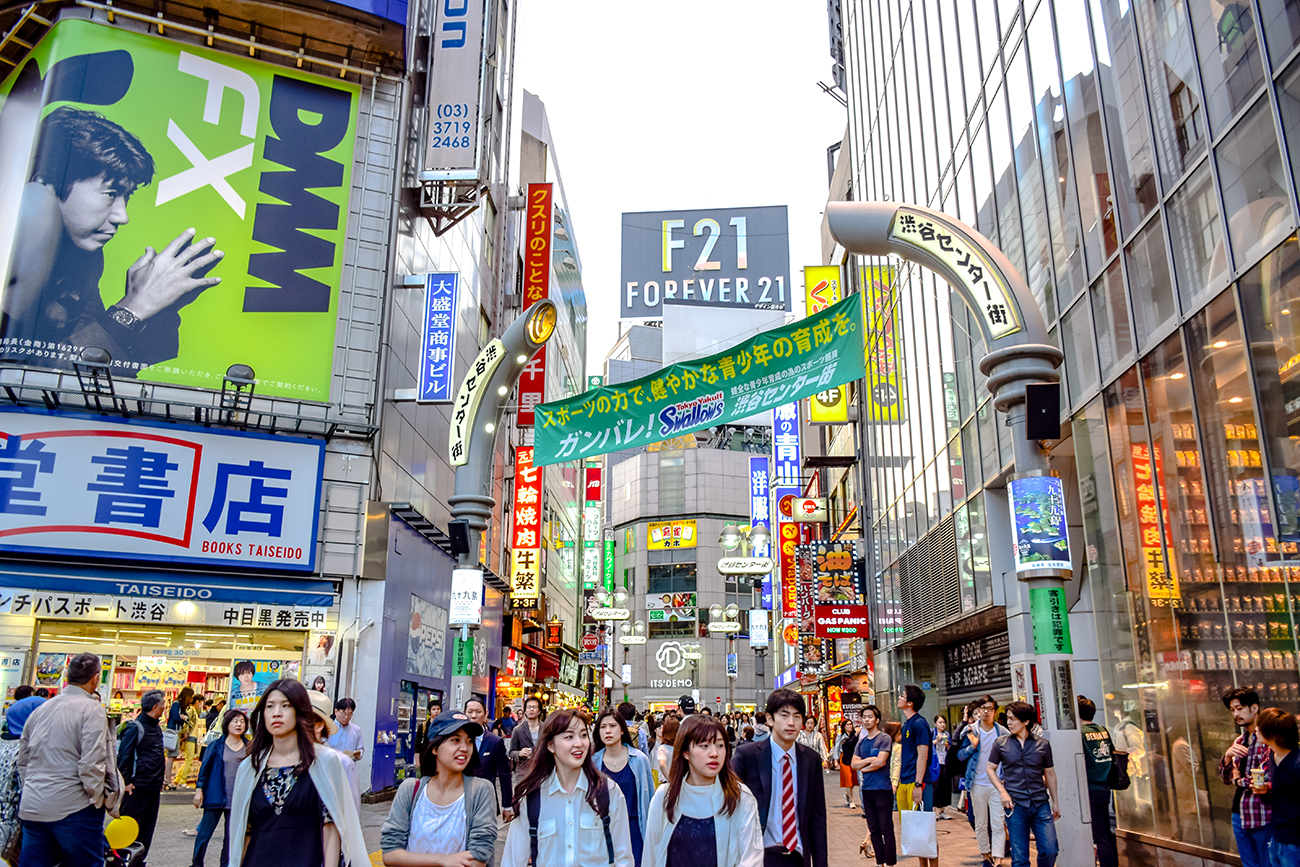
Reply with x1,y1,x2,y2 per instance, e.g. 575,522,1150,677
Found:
122,227,223,319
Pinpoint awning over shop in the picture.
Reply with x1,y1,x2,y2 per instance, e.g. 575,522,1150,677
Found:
518,642,560,681
0,561,337,608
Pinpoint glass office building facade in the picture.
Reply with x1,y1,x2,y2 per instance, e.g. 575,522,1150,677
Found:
841,0,1300,860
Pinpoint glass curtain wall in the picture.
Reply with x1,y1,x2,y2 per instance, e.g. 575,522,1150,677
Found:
843,0,1300,856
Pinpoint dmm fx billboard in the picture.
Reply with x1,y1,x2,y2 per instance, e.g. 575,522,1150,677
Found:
621,206,790,318
0,20,358,400
0,410,323,570
534,296,865,464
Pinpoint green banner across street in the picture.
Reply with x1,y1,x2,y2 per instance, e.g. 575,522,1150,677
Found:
534,295,866,465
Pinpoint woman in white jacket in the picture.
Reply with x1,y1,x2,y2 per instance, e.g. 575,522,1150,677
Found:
642,715,763,867
227,679,367,867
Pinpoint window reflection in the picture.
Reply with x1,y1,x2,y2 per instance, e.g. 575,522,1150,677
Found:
1054,0,1118,273
1090,0,1160,234
1028,4,1086,307
1126,214,1180,347
1187,0,1266,131
970,115,1000,246
967,493,992,607
1007,43,1056,318
989,82,1028,278
1104,367,1165,836
1135,0,1208,186
1214,99,1294,268
1062,298,1099,404
1092,260,1133,379
1167,163,1227,310
954,502,977,612
1258,0,1300,70
1239,236,1300,543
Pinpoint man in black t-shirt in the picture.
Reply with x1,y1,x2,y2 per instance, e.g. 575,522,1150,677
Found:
1079,696,1117,867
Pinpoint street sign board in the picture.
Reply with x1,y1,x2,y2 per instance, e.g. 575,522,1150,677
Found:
579,651,602,665
580,632,599,651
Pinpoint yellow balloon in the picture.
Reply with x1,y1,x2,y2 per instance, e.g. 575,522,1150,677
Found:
104,816,138,850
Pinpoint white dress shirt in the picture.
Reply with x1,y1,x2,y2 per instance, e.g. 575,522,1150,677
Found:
503,769,634,867
763,738,802,854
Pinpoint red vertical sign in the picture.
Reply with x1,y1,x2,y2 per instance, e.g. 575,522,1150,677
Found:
585,467,602,503
518,183,553,426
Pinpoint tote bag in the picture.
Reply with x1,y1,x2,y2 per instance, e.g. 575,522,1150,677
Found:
900,805,938,859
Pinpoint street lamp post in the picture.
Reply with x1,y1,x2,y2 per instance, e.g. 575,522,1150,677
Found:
682,642,703,706
592,587,630,712
617,620,646,704
708,603,741,712
718,523,772,711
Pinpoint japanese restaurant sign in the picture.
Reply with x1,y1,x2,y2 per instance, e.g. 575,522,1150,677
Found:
510,446,542,604
533,296,866,464
1131,444,1178,600
0,411,322,571
517,183,553,427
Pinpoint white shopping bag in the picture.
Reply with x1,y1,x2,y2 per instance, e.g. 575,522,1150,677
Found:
901,805,939,858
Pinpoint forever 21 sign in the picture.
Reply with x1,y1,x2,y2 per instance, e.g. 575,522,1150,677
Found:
943,632,1011,695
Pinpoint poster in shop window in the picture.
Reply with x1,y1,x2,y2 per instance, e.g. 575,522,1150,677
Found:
227,659,296,714
34,651,66,687
0,18,359,400
408,593,448,680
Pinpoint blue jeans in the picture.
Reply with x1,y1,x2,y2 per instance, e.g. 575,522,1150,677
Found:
19,803,105,867
191,808,230,867
1004,799,1057,867
1233,813,1273,867
1273,840,1300,867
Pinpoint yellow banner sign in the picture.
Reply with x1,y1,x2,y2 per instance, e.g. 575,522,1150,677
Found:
510,548,541,602
863,266,904,423
647,520,697,550
804,265,849,424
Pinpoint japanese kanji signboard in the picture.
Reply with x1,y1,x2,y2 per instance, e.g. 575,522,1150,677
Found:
417,273,460,403
888,209,1022,341
510,446,542,605
0,410,322,570
862,266,904,423
517,183,553,427
803,265,848,424
534,295,866,465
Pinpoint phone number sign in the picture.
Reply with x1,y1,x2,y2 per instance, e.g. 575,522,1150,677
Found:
0,410,322,570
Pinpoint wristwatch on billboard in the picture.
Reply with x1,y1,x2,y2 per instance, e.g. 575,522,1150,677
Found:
107,304,144,329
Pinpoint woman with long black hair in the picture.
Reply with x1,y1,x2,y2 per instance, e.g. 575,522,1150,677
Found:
592,709,654,867
642,715,762,867
227,679,366,867
501,708,634,867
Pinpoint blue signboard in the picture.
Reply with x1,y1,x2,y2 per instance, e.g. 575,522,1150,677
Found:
418,273,460,402
773,403,801,487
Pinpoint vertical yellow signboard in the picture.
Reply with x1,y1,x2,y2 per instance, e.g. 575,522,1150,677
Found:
803,265,850,423
863,267,904,423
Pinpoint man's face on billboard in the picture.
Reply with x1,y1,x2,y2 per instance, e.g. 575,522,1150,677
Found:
58,174,131,252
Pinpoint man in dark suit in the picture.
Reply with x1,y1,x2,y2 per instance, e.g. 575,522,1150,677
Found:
733,688,828,867
465,698,514,820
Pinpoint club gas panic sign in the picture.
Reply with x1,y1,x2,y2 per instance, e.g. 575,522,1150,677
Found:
621,206,791,318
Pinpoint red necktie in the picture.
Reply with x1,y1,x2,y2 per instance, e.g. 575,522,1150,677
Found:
782,753,798,852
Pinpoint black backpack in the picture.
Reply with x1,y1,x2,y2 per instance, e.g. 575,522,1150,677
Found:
526,779,614,865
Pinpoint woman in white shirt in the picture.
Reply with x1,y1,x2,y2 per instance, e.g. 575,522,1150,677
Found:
642,715,762,867
502,708,634,867
379,711,498,865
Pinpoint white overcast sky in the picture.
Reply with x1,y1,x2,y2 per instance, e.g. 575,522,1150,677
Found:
512,2,849,375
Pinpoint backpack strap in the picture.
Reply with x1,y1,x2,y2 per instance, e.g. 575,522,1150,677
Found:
597,782,614,864
130,719,144,778
527,789,541,866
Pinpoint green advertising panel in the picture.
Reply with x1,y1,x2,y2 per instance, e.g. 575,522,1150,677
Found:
1029,586,1073,655
0,19,358,400
534,295,866,465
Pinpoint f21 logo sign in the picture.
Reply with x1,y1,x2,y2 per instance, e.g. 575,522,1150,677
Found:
621,205,791,318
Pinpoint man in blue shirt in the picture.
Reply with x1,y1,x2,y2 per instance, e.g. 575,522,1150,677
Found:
852,705,896,867
897,685,936,867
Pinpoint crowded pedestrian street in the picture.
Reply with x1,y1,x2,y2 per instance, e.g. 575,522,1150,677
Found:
0,0,1298,865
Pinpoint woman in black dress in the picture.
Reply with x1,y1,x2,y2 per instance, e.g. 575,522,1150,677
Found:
227,679,367,867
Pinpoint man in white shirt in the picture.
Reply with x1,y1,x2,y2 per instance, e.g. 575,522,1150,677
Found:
326,697,364,760
957,695,1009,867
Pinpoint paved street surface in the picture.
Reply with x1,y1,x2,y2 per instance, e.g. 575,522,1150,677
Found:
146,772,989,866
